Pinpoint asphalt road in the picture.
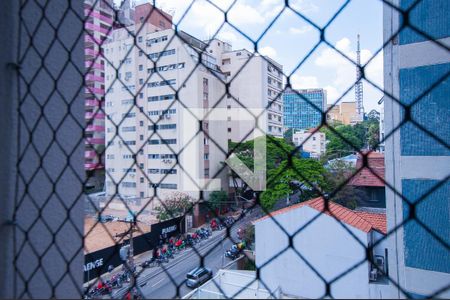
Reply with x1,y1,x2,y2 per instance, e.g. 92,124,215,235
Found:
112,215,247,299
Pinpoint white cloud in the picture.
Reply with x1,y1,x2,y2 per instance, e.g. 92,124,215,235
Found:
289,26,312,35
291,74,319,89
228,3,265,25
259,46,278,58
314,37,383,106
217,30,238,43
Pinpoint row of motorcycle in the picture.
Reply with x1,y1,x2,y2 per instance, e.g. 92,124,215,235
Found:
140,227,213,268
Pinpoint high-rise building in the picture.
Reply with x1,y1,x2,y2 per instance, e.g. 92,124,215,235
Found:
283,88,326,131
103,18,228,202
327,101,360,125
84,0,114,178
384,0,450,297
216,48,284,141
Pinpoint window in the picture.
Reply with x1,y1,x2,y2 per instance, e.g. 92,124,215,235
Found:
139,163,144,169
139,120,144,126
123,154,133,159
227,105,231,109
204,138,208,145
227,128,231,132
122,112,136,118
139,50,143,57
124,140,136,145
148,139,159,145
204,168,209,177
236,52,241,56
140,192,144,198
160,183,177,189
106,154,114,159
161,169,177,174
121,99,133,105
204,153,209,160
140,177,144,183
161,139,176,145
138,36,142,42
139,65,143,71
139,92,143,99
148,154,160,159
121,126,136,132
148,168,159,174
139,135,143,141
139,79,144,85
123,168,136,173
121,182,136,188
227,117,231,121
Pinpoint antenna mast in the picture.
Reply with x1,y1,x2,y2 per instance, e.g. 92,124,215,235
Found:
355,34,364,121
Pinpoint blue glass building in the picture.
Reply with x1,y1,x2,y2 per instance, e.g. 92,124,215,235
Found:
283,89,325,130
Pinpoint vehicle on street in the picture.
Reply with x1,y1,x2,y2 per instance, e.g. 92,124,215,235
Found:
185,267,213,288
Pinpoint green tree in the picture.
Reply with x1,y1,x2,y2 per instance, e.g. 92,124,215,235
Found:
322,159,368,209
260,157,327,211
283,128,295,146
155,192,193,221
208,190,228,210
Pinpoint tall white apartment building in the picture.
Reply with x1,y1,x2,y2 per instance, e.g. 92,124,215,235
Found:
103,26,228,200
206,43,284,141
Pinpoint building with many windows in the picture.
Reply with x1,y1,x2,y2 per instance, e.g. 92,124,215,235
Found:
103,13,228,204
213,47,284,141
384,0,450,297
84,0,114,177
283,88,326,131
326,101,360,125
292,129,326,159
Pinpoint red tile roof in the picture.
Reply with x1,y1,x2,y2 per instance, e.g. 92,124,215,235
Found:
349,152,385,187
254,197,386,234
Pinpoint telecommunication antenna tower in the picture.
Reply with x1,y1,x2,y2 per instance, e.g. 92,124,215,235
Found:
355,34,364,121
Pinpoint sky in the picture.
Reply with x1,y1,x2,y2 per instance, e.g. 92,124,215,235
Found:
116,0,385,112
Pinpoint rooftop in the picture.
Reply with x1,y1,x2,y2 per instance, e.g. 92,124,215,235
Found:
254,197,386,234
349,152,385,187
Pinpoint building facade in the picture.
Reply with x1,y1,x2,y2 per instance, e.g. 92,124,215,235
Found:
84,0,114,175
384,0,450,297
283,88,326,131
327,101,360,125
103,23,228,201
292,129,326,158
254,197,391,298
209,46,284,141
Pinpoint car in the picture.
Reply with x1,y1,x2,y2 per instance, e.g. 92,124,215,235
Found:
185,267,213,288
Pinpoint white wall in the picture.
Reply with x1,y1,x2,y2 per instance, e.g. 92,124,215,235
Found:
256,206,372,298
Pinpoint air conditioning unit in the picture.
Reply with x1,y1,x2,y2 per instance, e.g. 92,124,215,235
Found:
159,115,165,120
374,255,385,274
165,114,171,119
166,159,172,163
162,159,167,163
130,174,135,178
369,269,378,281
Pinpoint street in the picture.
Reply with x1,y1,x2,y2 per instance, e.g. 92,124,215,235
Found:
112,214,249,299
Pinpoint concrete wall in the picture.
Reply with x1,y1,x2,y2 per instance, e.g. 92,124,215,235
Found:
384,0,450,297
0,0,85,298
255,206,373,298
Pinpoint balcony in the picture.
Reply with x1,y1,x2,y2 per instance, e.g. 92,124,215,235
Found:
86,124,105,132
85,35,103,45
85,162,104,171
85,137,104,145
85,150,97,158
84,22,109,35
85,86,104,95
85,62,104,71
86,74,104,82
84,9,113,24
85,48,102,58
85,112,105,119
85,99,100,107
